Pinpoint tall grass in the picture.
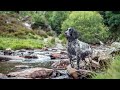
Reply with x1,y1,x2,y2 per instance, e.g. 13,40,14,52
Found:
92,55,120,79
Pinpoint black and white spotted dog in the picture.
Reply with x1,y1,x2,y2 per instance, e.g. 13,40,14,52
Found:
65,27,93,69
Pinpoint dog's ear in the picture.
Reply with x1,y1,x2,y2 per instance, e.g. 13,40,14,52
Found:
72,29,79,39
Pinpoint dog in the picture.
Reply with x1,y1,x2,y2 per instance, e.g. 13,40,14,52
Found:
65,27,93,69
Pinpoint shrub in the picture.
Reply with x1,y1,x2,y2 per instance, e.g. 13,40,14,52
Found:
61,11,109,44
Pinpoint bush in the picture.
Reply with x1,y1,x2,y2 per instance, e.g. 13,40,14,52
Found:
34,30,48,38
46,30,56,36
61,11,109,44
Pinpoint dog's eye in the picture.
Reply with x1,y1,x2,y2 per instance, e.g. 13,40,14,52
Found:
69,29,72,31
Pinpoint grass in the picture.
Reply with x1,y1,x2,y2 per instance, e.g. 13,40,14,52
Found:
0,36,57,50
92,55,120,79
0,37,46,50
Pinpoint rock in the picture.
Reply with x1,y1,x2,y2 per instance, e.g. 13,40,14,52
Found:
67,65,92,79
60,54,68,59
92,49,111,61
0,73,8,79
55,43,64,50
111,42,120,49
60,51,67,54
51,59,70,69
50,52,68,59
56,70,68,75
4,48,14,55
24,55,38,59
22,22,32,30
66,65,79,79
7,68,53,79
0,55,25,61
50,53,61,59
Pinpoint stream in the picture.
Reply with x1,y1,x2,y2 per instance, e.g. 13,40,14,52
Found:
0,43,66,74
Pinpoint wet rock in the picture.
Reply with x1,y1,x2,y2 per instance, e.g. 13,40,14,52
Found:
7,67,53,79
60,51,67,54
0,55,25,61
50,53,61,59
24,55,38,59
60,54,68,59
51,59,70,69
0,73,8,79
50,52,68,59
4,48,14,55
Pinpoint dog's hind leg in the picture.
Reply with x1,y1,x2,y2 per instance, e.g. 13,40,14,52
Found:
70,58,74,68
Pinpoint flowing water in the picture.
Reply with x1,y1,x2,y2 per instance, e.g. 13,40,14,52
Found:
0,46,65,74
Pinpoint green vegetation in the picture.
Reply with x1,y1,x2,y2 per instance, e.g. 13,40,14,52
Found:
0,37,45,50
99,11,120,42
92,56,120,79
61,11,109,44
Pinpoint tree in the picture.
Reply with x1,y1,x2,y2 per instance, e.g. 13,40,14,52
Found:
99,11,120,42
61,11,109,44
48,11,70,35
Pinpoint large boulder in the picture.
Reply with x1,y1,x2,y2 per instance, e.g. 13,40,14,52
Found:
7,68,53,79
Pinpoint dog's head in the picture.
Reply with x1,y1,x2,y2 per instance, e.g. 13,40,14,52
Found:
65,27,79,41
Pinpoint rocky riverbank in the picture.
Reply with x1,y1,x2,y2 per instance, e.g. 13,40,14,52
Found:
0,42,120,79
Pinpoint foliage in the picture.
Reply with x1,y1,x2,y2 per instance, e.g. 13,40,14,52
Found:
0,36,55,50
61,11,109,44
47,11,70,35
99,11,120,42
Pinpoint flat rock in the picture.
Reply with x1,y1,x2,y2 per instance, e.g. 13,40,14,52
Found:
7,67,53,79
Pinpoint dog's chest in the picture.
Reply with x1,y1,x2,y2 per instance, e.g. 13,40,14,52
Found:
67,42,79,55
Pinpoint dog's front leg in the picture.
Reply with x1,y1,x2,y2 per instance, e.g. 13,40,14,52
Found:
77,55,80,70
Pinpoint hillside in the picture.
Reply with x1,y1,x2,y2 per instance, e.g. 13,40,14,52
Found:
0,13,55,39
